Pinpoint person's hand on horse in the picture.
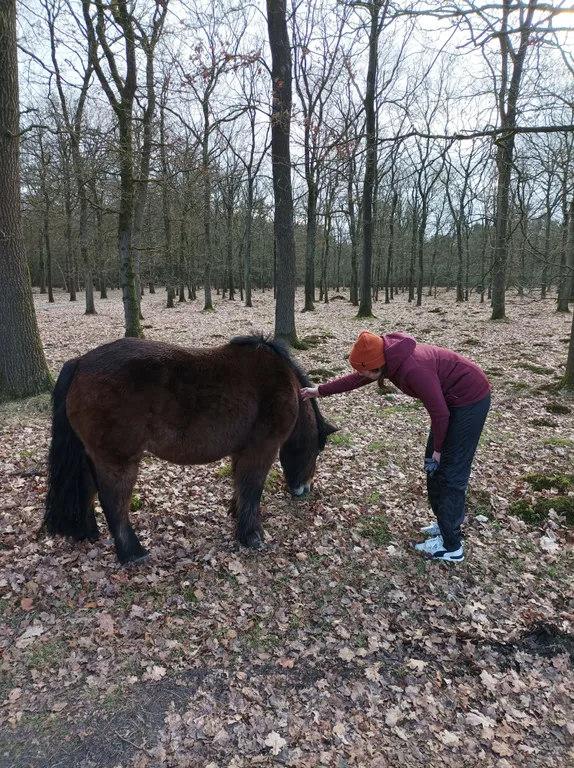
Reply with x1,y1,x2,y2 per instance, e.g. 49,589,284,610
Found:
300,386,319,400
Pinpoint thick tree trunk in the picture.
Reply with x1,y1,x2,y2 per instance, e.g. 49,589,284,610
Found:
557,195,573,313
118,117,142,336
358,0,381,318
0,0,52,400
267,0,297,344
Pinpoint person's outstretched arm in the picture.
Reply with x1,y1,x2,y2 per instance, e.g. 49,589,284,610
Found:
301,372,372,399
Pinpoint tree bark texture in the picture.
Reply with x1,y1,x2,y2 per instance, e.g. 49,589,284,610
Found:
0,0,52,401
267,0,297,344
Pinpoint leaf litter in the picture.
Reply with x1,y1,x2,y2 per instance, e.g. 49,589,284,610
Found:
0,288,573,767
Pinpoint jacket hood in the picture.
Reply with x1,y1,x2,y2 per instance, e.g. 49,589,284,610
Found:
382,333,416,376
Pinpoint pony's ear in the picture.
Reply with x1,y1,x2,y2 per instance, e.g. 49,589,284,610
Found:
325,422,339,435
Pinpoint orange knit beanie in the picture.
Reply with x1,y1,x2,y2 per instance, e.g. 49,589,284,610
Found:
349,331,386,371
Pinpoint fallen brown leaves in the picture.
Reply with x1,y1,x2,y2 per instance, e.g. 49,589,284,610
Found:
0,288,573,767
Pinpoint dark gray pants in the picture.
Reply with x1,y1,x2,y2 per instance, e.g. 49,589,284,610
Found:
425,393,491,551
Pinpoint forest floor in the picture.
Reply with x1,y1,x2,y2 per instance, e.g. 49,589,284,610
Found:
1,287,574,768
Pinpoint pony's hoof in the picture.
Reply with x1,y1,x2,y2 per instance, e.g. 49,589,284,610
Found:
120,548,150,566
244,531,264,549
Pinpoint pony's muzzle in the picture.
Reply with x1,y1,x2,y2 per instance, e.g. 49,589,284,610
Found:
291,484,311,497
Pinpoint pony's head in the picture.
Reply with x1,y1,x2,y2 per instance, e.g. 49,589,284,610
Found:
280,396,337,496
229,334,337,497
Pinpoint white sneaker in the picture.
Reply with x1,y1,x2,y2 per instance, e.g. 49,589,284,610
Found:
415,535,443,553
420,522,441,536
415,536,464,562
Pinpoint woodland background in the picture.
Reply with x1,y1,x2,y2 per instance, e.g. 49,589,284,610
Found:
1,0,574,766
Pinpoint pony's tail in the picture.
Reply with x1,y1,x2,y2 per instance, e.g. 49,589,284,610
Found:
42,360,98,542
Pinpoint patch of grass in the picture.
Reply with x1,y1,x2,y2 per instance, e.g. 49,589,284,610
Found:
26,641,64,670
329,433,352,447
535,496,574,525
530,417,557,427
484,367,504,377
367,441,387,452
464,337,481,346
217,462,232,478
509,500,542,525
509,381,530,391
307,367,337,381
535,382,562,393
545,402,571,414
428,307,446,314
264,469,282,491
542,437,573,447
519,363,555,375
301,331,333,347
367,490,382,503
380,403,422,416
509,496,574,526
359,515,391,546
0,392,52,420
182,586,198,604
523,473,574,492
467,488,491,516
130,494,143,512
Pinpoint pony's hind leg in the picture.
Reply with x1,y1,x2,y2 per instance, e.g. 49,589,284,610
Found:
95,461,148,564
227,457,239,519
232,443,279,549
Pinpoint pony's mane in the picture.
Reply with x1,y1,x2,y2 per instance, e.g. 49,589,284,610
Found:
230,334,331,450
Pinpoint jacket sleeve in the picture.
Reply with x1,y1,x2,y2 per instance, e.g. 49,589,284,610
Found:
405,368,450,452
318,372,372,397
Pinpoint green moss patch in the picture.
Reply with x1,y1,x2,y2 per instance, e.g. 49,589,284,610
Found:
545,402,571,414
530,418,558,427
308,367,337,381
518,363,555,375
130,494,142,512
359,515,391,546
542,437,572,448
329,434,352,447
264,469,282,491
523,473,574,492
217,462,232,478
464,337,481,346
509,496,574,526
467,488,491,516
301,331,333,347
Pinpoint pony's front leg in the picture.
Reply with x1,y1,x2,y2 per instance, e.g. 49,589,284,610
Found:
95,461,148,565
233,449,276,549
227,457,239,519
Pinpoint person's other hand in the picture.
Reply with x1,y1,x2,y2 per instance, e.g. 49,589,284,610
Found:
432,450,441,463
300,386,319,400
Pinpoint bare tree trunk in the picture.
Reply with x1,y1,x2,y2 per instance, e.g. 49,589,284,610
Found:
416,197,427,307
244,178,254,307
303,181,316,311
557,195,573,313
267,0,298,344
0,0,52,400
385,190,398,304
359,0,386,317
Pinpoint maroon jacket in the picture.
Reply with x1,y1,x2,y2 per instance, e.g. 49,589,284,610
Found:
318,333,491,452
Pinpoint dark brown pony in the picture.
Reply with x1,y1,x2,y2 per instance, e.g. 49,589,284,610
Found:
42,335,336,564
